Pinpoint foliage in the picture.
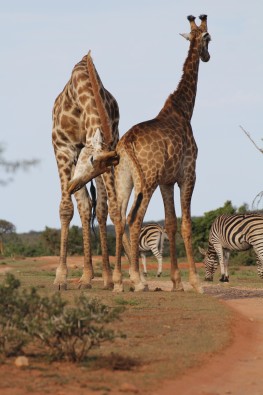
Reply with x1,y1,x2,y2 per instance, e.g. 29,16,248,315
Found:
0,274,124,361
0,274,29,356
0,144,39,186
0,220,16,235
0,200,258,267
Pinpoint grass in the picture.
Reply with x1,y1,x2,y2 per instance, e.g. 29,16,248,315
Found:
0,254,260,394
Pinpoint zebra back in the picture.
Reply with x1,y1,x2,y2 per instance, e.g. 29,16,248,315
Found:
139,224,166,255
209,213,263,250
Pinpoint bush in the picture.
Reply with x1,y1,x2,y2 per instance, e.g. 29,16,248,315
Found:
0,274,124,361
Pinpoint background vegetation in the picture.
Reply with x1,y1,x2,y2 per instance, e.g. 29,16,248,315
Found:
0,200,261,266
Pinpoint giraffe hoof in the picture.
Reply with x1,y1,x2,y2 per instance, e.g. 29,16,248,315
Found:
134,283,149,292
171,284,184,292
78,283,92,290
103,282,114,290
113,284,124,293
157,272,162,277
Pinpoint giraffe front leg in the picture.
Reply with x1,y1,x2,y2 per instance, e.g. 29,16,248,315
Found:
112,219,124,293
54,197,74,290
75,187,94,289
95,177,113,290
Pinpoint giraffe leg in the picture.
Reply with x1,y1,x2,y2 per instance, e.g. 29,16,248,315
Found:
127,190,152,292
53,146,77,290
74,186,94,289
54,194,74,290
160,184,184,292
102,170,132,263
95,176,113,289
179,179,203,294
112,161,133,292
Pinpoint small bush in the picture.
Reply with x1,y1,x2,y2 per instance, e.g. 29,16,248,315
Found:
0,274,125,362
0,275,30,356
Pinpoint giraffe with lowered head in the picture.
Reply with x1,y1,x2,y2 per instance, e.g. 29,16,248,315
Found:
52,51,119,290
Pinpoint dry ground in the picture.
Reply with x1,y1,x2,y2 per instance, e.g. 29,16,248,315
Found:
0,256,263,395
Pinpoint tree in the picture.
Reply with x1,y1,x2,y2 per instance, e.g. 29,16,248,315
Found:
0,144,39,186
240,126,263,208
0,219,16,255
41,227,60,255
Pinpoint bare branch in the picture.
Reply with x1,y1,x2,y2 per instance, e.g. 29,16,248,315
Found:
239,125,263,153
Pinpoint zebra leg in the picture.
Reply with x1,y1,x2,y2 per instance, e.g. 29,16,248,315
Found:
256,258,263,279
157,256,162,277
140,252,148,276
219,250,230,282
214,244,227,283
251,246,263,279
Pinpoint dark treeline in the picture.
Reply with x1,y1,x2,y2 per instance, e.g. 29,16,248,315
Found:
0,200,260,265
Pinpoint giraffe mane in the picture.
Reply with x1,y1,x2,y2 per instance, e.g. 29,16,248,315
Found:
86,51,113,146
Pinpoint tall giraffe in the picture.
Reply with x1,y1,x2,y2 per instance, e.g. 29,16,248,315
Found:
68,14,211,293
52,51,119,290
111,14,211,292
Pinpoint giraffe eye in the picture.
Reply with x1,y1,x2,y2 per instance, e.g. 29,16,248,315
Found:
89,156,94,165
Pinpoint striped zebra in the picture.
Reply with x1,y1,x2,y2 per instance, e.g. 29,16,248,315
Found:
139,224,168,277
199,213,263,282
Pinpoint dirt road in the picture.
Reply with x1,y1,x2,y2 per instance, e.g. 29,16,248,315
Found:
154,296,263,395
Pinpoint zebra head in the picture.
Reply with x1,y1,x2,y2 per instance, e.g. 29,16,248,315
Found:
198,246,218,281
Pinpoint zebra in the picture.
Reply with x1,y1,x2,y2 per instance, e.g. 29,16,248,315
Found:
139,224,168,277
199,213,263,282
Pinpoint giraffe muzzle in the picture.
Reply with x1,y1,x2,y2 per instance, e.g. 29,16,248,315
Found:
67,151,119,194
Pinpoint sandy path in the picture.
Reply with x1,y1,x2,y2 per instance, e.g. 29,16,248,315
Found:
153,297,263,395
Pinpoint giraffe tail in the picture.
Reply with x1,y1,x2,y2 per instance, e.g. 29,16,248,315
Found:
86,51,113,146
128,193,143,225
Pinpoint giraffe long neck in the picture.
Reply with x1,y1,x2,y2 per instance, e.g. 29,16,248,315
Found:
159,38,200,121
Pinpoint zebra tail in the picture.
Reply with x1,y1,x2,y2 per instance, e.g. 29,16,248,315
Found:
128,192,143,225
124,137,145,226
90,180,97,237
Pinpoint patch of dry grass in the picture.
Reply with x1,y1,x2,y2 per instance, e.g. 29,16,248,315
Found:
0,257,234,394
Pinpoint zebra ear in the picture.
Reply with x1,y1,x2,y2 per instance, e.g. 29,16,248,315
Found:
198,246,206,256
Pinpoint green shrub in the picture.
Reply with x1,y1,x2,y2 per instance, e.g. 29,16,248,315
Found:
0,274,124,361
0,275,30,356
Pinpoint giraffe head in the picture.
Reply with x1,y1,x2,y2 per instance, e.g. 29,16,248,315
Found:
68,128,119,194
180,14,211,62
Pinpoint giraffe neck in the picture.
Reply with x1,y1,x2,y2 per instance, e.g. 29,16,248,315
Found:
160,38,200,121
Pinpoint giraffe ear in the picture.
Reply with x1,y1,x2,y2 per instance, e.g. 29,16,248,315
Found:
180,33,191,41
91,128,103,150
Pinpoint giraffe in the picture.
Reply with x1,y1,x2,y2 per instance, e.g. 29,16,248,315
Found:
111,14,211,292
68,14,211,293
52,51,120,290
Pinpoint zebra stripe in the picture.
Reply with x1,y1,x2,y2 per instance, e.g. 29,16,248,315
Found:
139,224,168,277
201,213,263,282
